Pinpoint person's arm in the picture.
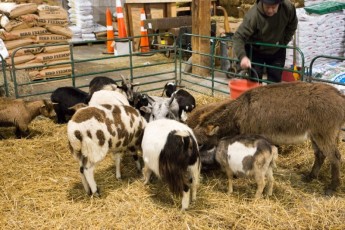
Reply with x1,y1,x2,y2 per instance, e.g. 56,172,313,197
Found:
233,16,256,69
283,3,298,45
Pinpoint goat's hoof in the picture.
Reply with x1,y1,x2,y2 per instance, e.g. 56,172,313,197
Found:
324,188,336,197
302,174,315,183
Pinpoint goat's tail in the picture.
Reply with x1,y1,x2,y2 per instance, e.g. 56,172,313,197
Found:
159,130,199,196
270,145,279,169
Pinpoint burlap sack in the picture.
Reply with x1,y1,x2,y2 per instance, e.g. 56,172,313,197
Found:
4,37,34,50
1,27,48,40
37,18,68,27
40,66,72,77
46,25,72,38
4,20,35,32
35,50,70,62
38,9,68,20
19,14,39,23
0,30,20,40
13,59,44,72
8,46,44,56
43,44,69,53
29,65,72,80
45,59,71,68
6,53,35,65
37,5,62,11
0,3,38,19
35,34,68,43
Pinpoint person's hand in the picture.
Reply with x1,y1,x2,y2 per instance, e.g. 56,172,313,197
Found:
240,56,252,69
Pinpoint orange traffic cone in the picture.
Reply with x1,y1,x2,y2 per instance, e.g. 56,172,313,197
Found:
140,8,150,52
116,0,127,38
104,8,114,54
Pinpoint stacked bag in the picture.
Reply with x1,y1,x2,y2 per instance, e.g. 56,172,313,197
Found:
0,2,73,80
285,7,345,68
68,0,96,41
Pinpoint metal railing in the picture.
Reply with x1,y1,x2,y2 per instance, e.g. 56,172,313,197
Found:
8,33,177,98
178,33,305,96
0,54,9,96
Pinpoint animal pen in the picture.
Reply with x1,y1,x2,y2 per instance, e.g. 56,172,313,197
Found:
2,34,345,229
0,33,309,99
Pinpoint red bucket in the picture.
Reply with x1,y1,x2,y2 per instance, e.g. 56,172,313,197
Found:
229,79,260,99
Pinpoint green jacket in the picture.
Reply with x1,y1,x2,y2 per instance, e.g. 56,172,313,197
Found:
233,0,298,60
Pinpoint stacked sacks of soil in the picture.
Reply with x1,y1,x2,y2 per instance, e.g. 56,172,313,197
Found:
0,2,72,80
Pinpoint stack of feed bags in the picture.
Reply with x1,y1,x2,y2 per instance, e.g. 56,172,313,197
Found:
68,0,95,41
0,3,72,80
285,8,345,69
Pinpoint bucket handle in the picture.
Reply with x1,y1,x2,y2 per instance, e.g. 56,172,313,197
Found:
249,68,260,83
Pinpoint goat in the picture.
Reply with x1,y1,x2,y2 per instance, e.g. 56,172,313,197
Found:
140,95,180,122
131,91,150,120
162,82,196,121
88,89,130,106
192,81,345,195
51,87,90,124
67,104,146,196
89,76,118,96
214,134,278,198
0,98,55,138
141,119,200,210
89,75,136,102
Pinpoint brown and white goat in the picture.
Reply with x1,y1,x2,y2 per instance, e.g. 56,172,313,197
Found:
141,119,200,210
0,98,55,138
193,81,345,195
214,134,278,198
67,103,146,196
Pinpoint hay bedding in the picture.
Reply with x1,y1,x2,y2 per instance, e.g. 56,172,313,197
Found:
1,94,345,229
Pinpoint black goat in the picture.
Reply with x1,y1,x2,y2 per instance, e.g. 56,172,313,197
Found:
51,87,90,124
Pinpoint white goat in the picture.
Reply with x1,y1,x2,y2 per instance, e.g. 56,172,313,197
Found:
140,95,180,122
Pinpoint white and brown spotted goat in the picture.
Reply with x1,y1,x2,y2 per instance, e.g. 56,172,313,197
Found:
214,134,278,198
193,81,345,196
67,103,146,196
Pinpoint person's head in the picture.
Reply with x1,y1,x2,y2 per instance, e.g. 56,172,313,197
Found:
261,0,282,17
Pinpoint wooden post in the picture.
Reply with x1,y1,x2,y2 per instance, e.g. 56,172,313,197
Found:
192,0,211,76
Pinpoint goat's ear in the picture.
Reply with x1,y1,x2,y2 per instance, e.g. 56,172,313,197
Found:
140,106,152,114
206,125,219,136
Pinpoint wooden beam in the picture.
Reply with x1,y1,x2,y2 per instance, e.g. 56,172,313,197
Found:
192,0,211,76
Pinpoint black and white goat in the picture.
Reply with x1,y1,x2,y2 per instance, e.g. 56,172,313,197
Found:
162,82,196,121
89,76,118,96
89,75,137,103
141,119,200,210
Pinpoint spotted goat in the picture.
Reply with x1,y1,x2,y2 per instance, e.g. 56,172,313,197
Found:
67,103,146,196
